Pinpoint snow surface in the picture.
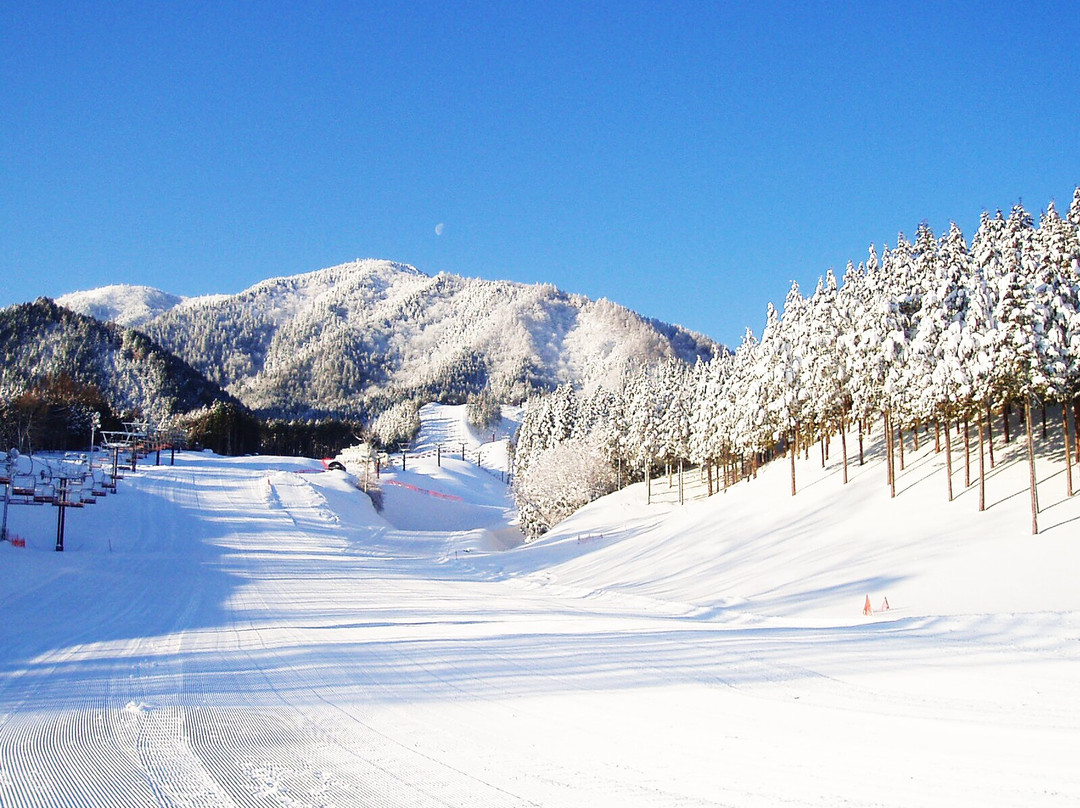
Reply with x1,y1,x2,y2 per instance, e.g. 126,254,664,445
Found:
1,404,1078,806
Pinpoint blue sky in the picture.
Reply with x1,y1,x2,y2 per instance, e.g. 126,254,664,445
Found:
3,1,1079,347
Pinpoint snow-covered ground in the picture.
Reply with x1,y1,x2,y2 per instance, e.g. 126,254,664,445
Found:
1,404,1078,806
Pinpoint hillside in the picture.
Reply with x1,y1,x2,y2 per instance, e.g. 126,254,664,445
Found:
61,259,720,418
0,404,1076,806
0,297,240,426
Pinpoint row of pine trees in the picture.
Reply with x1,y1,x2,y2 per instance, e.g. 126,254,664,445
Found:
515,190,1080,536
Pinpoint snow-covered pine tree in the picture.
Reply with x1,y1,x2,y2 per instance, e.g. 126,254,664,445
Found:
803,268,854,481
1031,200,1080,497
760,285,807,495
921,223,977,500
847,246,889,468
725,328,764,486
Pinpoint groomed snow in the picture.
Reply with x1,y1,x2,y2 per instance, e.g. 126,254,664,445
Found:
1,404,1078,806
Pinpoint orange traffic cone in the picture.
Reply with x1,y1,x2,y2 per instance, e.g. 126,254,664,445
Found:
880,597,890,612
863,595,873,616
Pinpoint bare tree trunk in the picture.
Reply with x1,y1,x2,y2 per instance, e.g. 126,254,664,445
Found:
987,404,996,468
886,411,896,498
914,421,920,452
935,421,941,453
1063,404,1073,498
944,417,953,502
1003,399,1012,444
1025,399,1038,535
897,422,905,471
1074,400,1080,463
707,461,714,497
883,413,890,488
646,461,651,505
964,419,971,488
840,417,849,484
820,433,826,468
858,419,864,466
790,426,798,497
978,412,986,512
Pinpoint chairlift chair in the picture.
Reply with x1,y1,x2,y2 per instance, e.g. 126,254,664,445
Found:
12,476,36,497
32,482,56,504
77,479,97,504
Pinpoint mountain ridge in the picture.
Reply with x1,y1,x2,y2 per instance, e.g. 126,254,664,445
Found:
58,259,721,419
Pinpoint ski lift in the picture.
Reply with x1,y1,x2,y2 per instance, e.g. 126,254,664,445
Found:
56,484,84,508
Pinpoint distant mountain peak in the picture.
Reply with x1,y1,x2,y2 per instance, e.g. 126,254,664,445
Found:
57,284,185,328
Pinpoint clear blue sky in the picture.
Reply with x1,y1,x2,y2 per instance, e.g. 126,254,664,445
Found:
3,1,1079,347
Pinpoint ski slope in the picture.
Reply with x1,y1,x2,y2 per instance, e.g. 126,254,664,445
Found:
1,404,1078,806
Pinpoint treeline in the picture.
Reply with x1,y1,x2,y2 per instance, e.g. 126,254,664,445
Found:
0,374,122,453
0,298,377,459
0,387,367,461
514,191,1080,537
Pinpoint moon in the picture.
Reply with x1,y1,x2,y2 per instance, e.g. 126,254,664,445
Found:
435,222,445,236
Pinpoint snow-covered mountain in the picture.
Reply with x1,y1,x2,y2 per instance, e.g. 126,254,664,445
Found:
57,284,186,329
63,260,720,418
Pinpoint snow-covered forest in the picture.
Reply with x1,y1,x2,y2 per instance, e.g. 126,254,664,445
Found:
130,260,719,419
0,298,243,451
515,193,1080,537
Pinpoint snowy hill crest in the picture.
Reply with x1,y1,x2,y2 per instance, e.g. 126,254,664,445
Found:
57,284,186,328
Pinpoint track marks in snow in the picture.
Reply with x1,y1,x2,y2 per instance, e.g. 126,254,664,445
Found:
193,466,531,807
265,473,341,536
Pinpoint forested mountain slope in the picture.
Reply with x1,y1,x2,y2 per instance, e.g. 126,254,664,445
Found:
0,297,240,427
